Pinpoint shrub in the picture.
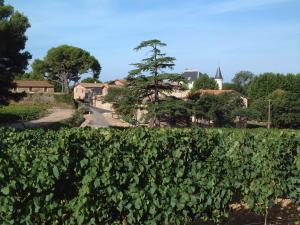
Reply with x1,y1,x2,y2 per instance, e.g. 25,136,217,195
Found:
54,93,74,105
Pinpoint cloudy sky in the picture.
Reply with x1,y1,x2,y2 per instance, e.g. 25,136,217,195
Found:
9,0,300,82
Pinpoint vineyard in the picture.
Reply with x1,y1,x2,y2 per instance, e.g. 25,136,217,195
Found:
0,128,299,224
0,104,48,123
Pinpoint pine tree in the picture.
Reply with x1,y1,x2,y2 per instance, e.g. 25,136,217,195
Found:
0,0,31,104
127,39,185,127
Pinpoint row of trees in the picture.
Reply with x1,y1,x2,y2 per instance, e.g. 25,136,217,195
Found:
223,72,300,128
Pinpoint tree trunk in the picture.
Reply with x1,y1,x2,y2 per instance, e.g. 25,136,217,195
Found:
152,44,160,127
63,76,69,94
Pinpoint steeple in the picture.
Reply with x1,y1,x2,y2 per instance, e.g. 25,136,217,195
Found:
214,66,223,90
215,66,223,79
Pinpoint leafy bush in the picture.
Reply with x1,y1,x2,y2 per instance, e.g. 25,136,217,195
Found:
0,128,299,224
54,93,74,105
0,104,48,123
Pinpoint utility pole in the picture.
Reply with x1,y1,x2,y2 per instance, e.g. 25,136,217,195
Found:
267,99,271,129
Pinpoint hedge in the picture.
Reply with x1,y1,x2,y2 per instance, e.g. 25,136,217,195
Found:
0,128,299,224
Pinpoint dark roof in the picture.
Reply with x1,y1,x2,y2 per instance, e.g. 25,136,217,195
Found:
215,67,223,79
13,80,54,88
182,71,199,82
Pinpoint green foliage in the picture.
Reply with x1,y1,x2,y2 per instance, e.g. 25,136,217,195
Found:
247,73,300,99
192,73,218,91
15,59,46,81
37,45,101,93
126,39,186,127
232,71,254,86
189,92,245,127
246,73,300,128
146,97,192,127
223,82,244,93
0,1,31,104
248,89,300,128
0,128,298,224
0,104,47,122
104,86,138,121
80,77,101,83
53,93,74,105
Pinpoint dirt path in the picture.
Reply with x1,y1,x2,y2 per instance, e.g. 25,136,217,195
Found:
7,108,75,129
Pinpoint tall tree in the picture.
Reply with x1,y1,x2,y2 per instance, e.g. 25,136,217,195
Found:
192,73,218,92
233,71,254,87
127,39,185,127
0,0,31,104
189,92,244,127
40,45,101,93
30,59,46,80
223,82,243,93
246,73,300,99
147,96,191,127
248,89,300,128
15,59,45,80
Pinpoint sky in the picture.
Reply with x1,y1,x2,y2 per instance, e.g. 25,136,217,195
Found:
9,0,300,82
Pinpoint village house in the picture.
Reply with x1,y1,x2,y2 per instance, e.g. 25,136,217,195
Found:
182,70,200,89
13,80,54,93
74,79,126,108
182,66,224,90
73,82,105,102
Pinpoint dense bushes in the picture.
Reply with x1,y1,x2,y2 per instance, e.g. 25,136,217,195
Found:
0,128,299,224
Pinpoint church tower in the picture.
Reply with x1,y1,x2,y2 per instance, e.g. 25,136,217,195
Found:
215,66,223,90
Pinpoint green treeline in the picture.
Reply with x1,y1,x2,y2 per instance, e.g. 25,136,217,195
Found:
0,128,299,224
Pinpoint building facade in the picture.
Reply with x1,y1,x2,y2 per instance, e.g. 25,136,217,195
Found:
13,80,54,93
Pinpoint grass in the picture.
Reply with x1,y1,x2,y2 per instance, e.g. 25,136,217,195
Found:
0,104,48,123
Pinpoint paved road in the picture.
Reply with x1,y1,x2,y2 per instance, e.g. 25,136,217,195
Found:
87,106,111,128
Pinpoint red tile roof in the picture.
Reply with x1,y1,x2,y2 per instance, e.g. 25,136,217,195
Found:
13,80,54,88
199,89,235,95
77,83,105,88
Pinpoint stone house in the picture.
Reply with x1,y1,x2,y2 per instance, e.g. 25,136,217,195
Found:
73,83,106,102
13,80,54,93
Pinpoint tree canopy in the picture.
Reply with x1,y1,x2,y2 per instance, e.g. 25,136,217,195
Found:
126,39,185,127
223,71,255,94
247,73,300,99
80,77,101,83
0,0,31,104
192,73,218,92
188,92,245,127
15,59,45,80
244,73,300,128
38,45,101,93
